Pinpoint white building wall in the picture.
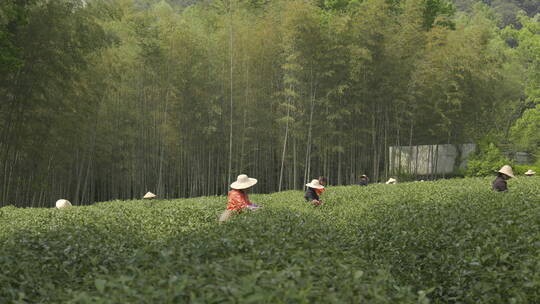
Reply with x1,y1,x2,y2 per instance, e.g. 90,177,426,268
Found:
389,144,476,175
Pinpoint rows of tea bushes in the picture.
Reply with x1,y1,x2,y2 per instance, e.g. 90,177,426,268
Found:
1,177,539,303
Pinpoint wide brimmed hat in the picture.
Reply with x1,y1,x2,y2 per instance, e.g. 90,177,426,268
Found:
143,192,157,199
306,179,324,189
360,174,368,178
525,169,536,175
497,165,515,178
231,174,257,190
55,199,72,209
386,178,397,184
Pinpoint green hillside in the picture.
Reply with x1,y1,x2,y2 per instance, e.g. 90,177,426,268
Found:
452,0,540,25
1,177,539,303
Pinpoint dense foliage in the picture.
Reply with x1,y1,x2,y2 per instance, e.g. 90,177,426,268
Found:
510,104,540,153
465,143,513,176
1,0,538,207
1,177,539,302
453,0,539,26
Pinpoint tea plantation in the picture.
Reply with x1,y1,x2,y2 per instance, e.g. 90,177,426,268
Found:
1,177,540,303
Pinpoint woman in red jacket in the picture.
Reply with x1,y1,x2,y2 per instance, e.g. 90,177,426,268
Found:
219,174,260,222
316,176,327,196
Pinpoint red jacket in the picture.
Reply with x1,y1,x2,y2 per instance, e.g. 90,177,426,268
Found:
227,189,251,211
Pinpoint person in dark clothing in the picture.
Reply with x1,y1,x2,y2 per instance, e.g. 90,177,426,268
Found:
357,174,369,186
492,174,508,192
492,165,514,192
304,179,324,206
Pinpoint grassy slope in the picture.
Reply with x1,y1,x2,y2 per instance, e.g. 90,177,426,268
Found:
1,177,540,303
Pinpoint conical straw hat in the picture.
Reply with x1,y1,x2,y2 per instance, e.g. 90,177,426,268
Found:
143,192,157,199
525,169,536,175
306,179,324,189
497,165,515,178
386,178,397,184
55,199,72,209
230,174,257,190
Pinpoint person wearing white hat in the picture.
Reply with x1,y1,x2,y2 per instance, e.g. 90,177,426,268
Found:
55,199,72,209
492,165,515,192
219,174,260,223
525,169,536,176
357,174,369,186
143,192,157,199
304,179,324,206
385,178,397,185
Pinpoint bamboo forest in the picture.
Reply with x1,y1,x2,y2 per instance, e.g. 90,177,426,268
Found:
1,0,539,207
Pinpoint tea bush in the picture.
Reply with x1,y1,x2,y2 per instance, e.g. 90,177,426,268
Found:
1,177,539,303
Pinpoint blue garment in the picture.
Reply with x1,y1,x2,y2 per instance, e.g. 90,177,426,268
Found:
357,179,368,186
304,187,319,201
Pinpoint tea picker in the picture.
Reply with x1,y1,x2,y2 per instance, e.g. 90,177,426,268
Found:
358,174,369,186
143,192,157,199
219,174,261,223
55,199,72,209
304,179,325,206
492,165,514,192
386,178,398,184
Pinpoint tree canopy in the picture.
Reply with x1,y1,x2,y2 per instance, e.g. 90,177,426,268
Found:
0,0,537,206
